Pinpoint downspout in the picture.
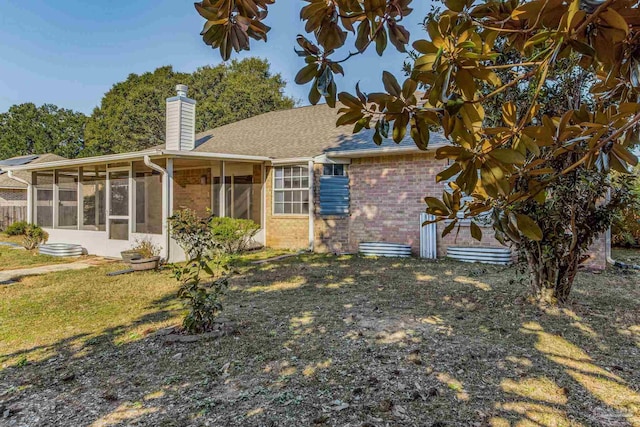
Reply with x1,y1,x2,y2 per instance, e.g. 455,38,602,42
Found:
144,156,170,262
308,160,314,252
7,171,33,223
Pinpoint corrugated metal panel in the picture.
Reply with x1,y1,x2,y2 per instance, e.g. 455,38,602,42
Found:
319,176,349,216
447,246,513,265
420,213,437,259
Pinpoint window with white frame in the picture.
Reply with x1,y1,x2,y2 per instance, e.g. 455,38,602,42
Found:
322,163,347,176
273,165,309,215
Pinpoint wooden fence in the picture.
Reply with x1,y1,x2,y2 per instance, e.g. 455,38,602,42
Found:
0,206,27,230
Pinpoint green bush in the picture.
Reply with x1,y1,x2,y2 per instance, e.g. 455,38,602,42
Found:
612,172,640,247
211,217,260,254
5,221,28,236
22,224,49,250
168,209,228,334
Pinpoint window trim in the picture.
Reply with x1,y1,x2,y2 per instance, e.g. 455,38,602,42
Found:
272,164,310,216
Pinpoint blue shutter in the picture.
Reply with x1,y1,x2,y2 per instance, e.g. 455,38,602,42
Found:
319,176,349,216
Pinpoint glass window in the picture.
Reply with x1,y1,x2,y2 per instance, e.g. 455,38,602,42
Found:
34,172,54,228
81,167,106,231
134,164,162,234
273,165,309,215
323,164,347,176
57,170,79,229
109,171,129,216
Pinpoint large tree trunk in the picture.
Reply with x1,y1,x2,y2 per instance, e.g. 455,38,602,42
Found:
524,246,580,305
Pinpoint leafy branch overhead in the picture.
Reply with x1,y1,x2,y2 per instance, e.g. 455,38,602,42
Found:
195,0,640,239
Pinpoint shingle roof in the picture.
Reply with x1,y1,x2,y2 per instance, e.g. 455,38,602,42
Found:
0,154,66,189
194,103,448,159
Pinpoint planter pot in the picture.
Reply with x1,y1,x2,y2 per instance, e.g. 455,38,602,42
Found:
121,250,142,262
130,256,161,271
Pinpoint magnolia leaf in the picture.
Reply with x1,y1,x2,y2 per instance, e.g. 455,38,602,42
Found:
515,214,543,241
425,197,450,216
502,102,517,128
488,148,526,164
295,63,319,84
442,219,457,236
470,221,482,241
382,71,402,97
437,162,461,182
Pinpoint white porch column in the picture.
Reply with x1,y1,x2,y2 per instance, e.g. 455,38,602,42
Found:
167,158,174,217
26,184,33,223
219,161,226,217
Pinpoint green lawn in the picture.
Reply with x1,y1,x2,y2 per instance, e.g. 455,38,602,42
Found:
613,247,640,266
0,252,639,426
0,246,78,271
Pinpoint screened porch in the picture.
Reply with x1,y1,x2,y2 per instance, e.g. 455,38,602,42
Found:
27,156,265,261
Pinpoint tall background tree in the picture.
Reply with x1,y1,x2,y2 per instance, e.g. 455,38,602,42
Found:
82,57,294,156
194,0,640,304
0,103,87,159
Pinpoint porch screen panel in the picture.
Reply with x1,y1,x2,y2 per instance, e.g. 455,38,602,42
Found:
81,167,106,231
57,170,78,229
109,171,129,216
34,172,54,227
134,164,162,234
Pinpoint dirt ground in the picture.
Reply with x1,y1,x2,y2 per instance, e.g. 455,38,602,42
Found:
1,254,639,426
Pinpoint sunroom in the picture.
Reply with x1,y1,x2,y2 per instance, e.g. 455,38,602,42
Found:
7,150,268,262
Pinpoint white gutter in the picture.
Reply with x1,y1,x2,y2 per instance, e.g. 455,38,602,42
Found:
7,171,33,223
271,157,314,165
308,160,314,252
144,155,170,262
160,150,270,162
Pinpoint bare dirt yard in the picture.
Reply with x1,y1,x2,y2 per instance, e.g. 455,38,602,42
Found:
1,253,639,426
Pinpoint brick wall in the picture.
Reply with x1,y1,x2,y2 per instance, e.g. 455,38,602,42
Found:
340,153,507,255
264,166,309,249
173,168,212,217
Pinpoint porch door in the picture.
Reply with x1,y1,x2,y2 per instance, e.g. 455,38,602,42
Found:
107,168,130,240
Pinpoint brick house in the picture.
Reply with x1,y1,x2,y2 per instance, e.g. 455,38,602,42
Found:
1,85,607,267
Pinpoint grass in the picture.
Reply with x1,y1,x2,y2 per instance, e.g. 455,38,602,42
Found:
0,253,639,426
0,232,25,245
613,247,640,266
0,246,76,271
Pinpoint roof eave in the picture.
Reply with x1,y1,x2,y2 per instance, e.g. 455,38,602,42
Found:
325,142,448,159
3,149,271,171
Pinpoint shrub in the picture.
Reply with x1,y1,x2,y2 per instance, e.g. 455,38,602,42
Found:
131,238,161,259
612,172,640,247
5,221,28,236
211,217,259,254
22,224,48,250
168,209,228,334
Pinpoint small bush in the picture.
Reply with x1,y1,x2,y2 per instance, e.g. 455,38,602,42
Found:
5,221,28,236
22,224,48,250
131,238,161,258
211,217,260,254
168,209,229,334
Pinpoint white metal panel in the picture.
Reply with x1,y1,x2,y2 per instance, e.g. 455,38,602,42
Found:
420,213,437,259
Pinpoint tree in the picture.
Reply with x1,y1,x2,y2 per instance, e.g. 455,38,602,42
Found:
194,0,640,304
83,58,294,156
0,103,87,159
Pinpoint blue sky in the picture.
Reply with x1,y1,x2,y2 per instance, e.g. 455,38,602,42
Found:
0,0,432,114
